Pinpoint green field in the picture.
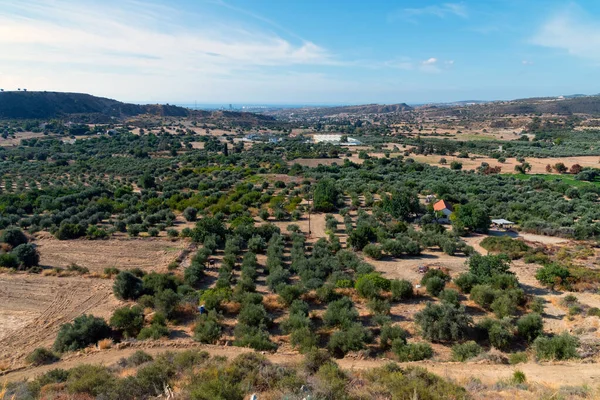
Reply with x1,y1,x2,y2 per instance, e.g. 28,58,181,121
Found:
510,173,600,188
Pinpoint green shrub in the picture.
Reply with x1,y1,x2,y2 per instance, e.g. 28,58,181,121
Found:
278,284,305,306
414,302,472,342
390,279,413,300
367,298,391,315
363,244,383,260
491,293,519,318
535,263,571,289
392,341,433,362
425,276,446,297
113,271,143,300
26,347,59,366
328,323,370,357
323,297,359,328
480,236,529,259
517,313,544,343
290,326,318,353
302,348,331,374
238,303,270,327
355,273,391,299
126,351,153,366
154,289,180,318
12,243,40,268
451,341,482,362
0,253,19,268
54,315,111,353
110,306,144,338
1,227,28,247
454,272,480,294
380,324,408,350
438,289,460,307
421,269,450,286
488,322,514,351
137,321,169,340
66,364,113,396
530,297,545,314
534,332,579,360
511,370,527,385
470,284,497,310
200,287,231,310
193,310,222,344
281,313,311,334
587,307,600,317
233,324,277,351
509,352,528,365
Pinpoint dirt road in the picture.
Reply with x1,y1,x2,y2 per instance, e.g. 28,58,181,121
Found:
3,343,600,387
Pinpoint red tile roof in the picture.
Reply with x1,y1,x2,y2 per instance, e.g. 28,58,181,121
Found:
433,199,452,212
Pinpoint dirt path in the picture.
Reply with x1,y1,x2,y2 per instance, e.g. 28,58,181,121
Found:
3,343,600,387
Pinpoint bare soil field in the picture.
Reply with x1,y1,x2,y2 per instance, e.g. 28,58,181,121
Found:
0,131,47,147
34,235,187,273
0,274,120,367
410,154,600,174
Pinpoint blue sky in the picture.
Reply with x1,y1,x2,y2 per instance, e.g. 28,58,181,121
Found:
1,0,600,104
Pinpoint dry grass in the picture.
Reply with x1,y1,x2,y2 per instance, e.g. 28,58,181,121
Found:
97,339,113,350
221,301,241,315
263,294,285,312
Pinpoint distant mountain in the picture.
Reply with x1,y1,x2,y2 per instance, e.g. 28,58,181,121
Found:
0,91,189,120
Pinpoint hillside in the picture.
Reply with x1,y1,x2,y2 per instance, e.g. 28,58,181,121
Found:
420,95,600,117
0,91,189,120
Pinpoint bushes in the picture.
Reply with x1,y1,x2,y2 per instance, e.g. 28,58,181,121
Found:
392,341,433,362
113,271,143,300
110,306,144,338
26,347,59,365
454,272,479,294
355,273,391,299
154,289,180,318
451,341,482,362
534,332,579,360
414,302,472,342
480,236,530,259
517,313,544,343
54,314,112,353
233,324,277,351
328,323,370,357
535,263,571,289
425,276,446,297
137,314,169,340
323,297,359,328
0,227,28,247
363,243,383,260
390,279,413,300
12,243,39,268
380,325,408,350
193,310,222,344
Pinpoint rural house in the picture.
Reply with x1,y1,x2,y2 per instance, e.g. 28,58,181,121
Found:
433,199,453,217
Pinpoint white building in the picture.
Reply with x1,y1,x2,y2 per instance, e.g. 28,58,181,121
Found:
312,134,362,146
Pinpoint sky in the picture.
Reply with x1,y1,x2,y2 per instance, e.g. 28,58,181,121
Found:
2,0,600,104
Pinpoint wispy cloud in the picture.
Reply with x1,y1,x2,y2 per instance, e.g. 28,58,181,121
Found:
0,0,338,100
389,2,468,23
531,5,600,63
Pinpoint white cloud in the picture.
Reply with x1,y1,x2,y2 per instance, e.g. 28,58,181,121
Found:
422,58,438,65
522,60,534,65
0,0,338,101
390,2,468,22
531,6,600,63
